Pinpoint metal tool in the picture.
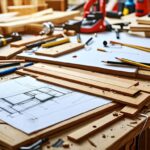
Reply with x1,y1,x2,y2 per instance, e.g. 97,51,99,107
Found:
20,138,48,150
0,32,21,47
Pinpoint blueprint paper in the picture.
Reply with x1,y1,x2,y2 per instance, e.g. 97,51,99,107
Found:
0,76,111,134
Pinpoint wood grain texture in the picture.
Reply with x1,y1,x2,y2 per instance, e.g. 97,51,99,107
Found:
34,63,138,88
25,66,140,96
36,43,85,57
0,103,117,149
121,106,139,117
37,75,150,107
0,11,80,34
0,46,25,59
68,112,124,142
11,35,52,47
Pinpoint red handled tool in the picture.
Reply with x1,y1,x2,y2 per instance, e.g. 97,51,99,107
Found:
80,0,109,33
136,0,150,17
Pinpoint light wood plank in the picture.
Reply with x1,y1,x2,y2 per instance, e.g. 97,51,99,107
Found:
68,112,124,142
37,75,150,107
34,63,138,88
25,66,140,96
36,43,85,57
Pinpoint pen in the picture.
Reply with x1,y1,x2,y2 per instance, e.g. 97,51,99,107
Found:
0,62,33,76
85,37,93,45
102,60,150,65
115,57,150,70
0,62,20,68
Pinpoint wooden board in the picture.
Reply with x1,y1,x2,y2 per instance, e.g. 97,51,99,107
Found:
0,102,117,150
0,8,53,23
10,35,54,47
8,5,38,16
130,23,150,32
0,0,8,13
0,46,25,59
0,11,80,34
32,63,139,88
121,106,139,117
137,69,150,80
68,111,124,142
37,75,150,107
137,16,150,25
18,63,139,88
36,43,85,57
25,66,140,96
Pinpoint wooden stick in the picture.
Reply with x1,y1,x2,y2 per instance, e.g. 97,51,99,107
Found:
110,41,150,53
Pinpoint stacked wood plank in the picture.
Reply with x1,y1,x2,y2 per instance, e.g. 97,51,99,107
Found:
130,16,150,37
16,63,150,117
0,8,79,34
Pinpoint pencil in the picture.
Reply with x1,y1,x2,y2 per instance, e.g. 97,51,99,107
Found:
102,60,150,65
97,48,107,52
116,57,150,70
110,41,150,53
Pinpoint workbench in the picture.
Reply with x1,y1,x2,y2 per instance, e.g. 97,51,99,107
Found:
0,19,149,150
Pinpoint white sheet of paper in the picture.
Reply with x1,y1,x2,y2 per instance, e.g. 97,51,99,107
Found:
0,76,111,134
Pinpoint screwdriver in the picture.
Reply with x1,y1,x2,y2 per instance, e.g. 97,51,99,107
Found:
0,32,22,47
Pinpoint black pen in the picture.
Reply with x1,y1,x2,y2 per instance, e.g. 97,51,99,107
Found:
85,37,93,45
102,60,150,66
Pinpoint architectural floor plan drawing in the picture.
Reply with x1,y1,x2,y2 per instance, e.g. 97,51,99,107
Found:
0,76,111,134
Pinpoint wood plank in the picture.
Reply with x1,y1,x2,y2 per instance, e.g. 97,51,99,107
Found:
137,69,150,80
36,43,85,57
0,8,53,23
8,5,38,16
137,16,150,25
130,23,150,32
0,11,80,34
0,0,8,13
25,66,140,96
37,75,150,107
121,106,139,117
68,112,124,142
34,63,138,88
16,69,38,77
0,103,118,149
0,46,25,59
0,59,25,63
10,35,53,47
13,0,23,6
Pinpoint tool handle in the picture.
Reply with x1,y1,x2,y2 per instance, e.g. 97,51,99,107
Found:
42,37,70,48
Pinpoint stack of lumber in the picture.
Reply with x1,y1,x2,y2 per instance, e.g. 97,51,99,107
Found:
130,16,150,37
16,63,150,117
0,0,47,13
0,8,80,34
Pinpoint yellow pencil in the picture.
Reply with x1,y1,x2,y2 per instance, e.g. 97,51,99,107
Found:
42,37,70,48
116,57,150,70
